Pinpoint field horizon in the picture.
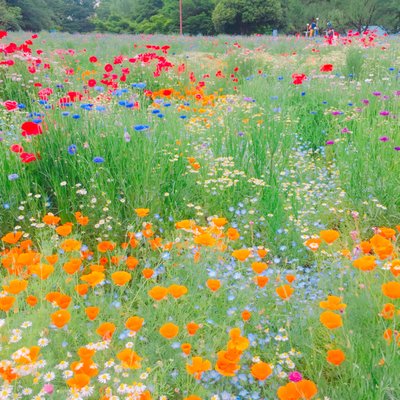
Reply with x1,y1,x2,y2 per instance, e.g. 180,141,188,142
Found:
0,30,400,400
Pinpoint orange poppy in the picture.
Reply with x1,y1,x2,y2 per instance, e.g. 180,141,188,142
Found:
111,271,132,286
85,306,100,321
181,343,192,355
75,283,89,296
231,249,251,261
97,241,115,253
378,227,396,239
277,379,318,400
2,231,23,244
71,359,98,377
184,396,202,400
51,309,71,328
67,373,90,389
251,361,272,380
0,296,15,312
326,349,346,366
257,248,268,258
212,217,228,227
80,271,105,287
96,322,116,340
186,322,200,336
353,255,376,271
125,316,144,332
42,214,61,225
57,294,72,309
370,234,394,259
14,346,40,364
126,256,139,270
77,347,96,361
380,303,396,320
227,228,240,241
241,310,251,321
175,219,196,230
60,239,82,252
382,281,400,299
90,264,105,272
215,349,241,377
320,311,343,329
304,238,321,251
75,211,89,226
148,286,168,301
3,279,28,294
319,295,347,311
29,263,54,280
194,233,216,247
359,241,372,254
142,268,154,279
159,322,179,339
228,328,249,351
26,295,38,307
149,237,163,250
186,356,211,379
63,258,82,275
117,348,142,369
319,230,340,244
135,208,150,217
390,259,400,277
255,276,269,287
46,292,61,304
251,262,268,274
45,254,59,264
206,279,221,292
111,256,121,265
286,274,296,283
276,284,294,300
56,223,73,236
168,284,188,299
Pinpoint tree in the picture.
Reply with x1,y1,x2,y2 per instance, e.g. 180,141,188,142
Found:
212,0,283,34
340,0,378,33
53,0,96,32
0,0,21,30
6,0,55,31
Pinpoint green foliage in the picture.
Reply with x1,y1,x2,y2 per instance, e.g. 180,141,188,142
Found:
0,0,21,30
53,0,96,33
212,0,283,34
6,0,55,31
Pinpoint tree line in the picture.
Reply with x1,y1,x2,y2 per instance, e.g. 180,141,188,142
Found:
1,0,399,35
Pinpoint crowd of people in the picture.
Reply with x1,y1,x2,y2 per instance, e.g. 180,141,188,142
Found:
305,18,335,38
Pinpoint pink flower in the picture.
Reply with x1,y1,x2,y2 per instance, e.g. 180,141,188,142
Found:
43,384,54,394
288,371,303,382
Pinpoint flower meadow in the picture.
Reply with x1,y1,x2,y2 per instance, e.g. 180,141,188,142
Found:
1,29,400,400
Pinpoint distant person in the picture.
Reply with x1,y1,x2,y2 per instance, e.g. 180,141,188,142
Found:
311,18,317,37
327,22,334,38
314,18,319,36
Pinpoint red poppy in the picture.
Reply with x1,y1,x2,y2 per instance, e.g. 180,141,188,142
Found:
292,73,307,85
10,144,24,153
21,122,42,136
104,64,113,72
3,100,18,111
320,64,333,72
20,152,37,163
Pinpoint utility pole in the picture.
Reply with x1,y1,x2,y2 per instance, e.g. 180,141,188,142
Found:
179,0,183,35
